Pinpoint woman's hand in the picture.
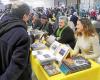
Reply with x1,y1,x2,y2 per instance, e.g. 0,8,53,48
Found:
70,48,78,57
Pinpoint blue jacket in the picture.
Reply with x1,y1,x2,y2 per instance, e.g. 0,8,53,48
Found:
0,14,31,80
70,15,78,26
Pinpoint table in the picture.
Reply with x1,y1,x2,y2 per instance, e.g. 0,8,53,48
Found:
30,53,100,80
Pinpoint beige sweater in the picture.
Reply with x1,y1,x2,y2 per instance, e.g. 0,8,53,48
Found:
73,35,100,61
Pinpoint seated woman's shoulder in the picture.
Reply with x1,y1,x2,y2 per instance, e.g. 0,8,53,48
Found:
89,34,99,41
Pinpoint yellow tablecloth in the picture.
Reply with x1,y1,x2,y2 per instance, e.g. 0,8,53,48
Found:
30,53,100,80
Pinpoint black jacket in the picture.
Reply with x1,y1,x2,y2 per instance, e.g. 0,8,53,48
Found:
70,15,78,26
54,26,75,49
0,14,31,80
39,22,54,35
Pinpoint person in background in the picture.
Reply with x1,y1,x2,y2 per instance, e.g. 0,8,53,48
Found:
92,15,100,44
54,16,75,49
39,14,54,35
68,20,75,32
71,18,100,63
67,13,75,32
0,4,12,20
89,9,97,20
70,12,78,27
31,13,41,29
92,15,100,34
0,2,31,80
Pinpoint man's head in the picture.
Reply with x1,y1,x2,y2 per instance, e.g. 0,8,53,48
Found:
11,2,30,23
31,13,39,24
40,14,48,25
59,16,68,28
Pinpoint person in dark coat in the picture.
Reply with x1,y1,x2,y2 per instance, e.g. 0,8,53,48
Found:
70,12,78,27
39,14,54,35
54,16,75,49
0,2,31,80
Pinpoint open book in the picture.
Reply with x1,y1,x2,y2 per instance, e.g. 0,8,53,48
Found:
32,41,70,64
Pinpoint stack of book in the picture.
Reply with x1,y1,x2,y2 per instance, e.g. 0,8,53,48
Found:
42,62,61,76
60,56,91,74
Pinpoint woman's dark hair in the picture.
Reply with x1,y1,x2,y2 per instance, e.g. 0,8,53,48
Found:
11,3,30,19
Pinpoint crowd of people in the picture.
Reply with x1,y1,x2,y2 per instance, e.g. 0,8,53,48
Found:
28,2,100,63
0,1,100,80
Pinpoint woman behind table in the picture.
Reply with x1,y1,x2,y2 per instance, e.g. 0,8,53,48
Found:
72,18,100,63
54,16,75,49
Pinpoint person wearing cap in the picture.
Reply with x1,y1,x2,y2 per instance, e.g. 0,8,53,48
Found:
39,14,54,35
54,16,75,49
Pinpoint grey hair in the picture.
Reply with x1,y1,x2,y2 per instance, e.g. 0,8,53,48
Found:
59,16,68,25
11,1,24,9
11,2,30,18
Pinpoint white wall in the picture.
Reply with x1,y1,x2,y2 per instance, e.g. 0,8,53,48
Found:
44,0,54,8
21,0,54,8
1,0,54,8
80,0,95,11
1,0,10,4
0,3,5,10
54,0,66,7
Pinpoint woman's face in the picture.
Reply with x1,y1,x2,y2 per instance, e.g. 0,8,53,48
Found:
76,20,84,32
59,20,65,28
